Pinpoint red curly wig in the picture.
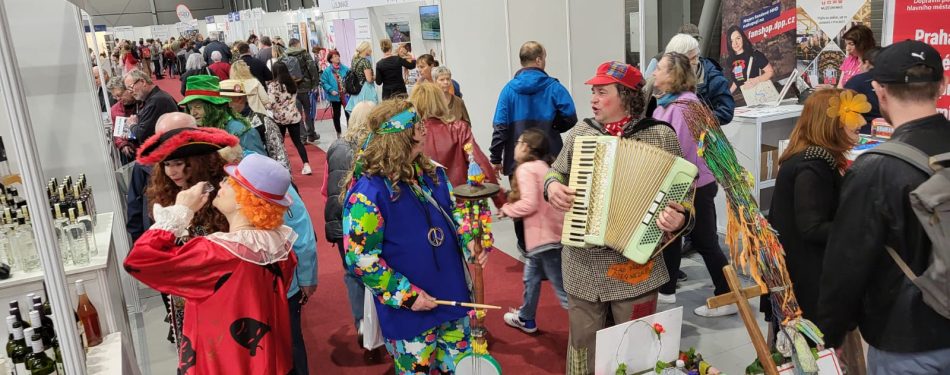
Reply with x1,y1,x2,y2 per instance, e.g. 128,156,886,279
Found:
228,178,286,230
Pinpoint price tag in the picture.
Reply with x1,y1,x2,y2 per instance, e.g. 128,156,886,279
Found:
606,260,654,285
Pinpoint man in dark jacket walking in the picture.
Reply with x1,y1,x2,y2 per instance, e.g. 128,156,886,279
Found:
817,40,950,374
237,42,273,87
490,41,577,177
202,34,231,67
286,38,321,143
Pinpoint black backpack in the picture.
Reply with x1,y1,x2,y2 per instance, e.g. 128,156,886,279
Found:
342,70,363,96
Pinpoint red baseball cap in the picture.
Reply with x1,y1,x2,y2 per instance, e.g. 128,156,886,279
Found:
585,61,643,90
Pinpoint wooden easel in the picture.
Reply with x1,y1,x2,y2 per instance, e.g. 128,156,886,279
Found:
705,265,778,375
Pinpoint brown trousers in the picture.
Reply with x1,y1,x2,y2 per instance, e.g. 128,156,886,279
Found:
566,290,659,375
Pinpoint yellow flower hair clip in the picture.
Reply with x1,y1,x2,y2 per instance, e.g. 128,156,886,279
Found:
827,90,872,130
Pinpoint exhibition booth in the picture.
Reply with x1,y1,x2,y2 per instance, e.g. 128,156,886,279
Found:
3,0,948,373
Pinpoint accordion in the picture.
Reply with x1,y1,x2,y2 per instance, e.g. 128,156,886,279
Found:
561,136,698,264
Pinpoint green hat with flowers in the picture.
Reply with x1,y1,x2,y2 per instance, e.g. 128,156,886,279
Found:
178,75,232,106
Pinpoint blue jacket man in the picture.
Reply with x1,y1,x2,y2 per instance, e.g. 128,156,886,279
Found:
490,42,577,176
125,163,153,243
695,57,735,126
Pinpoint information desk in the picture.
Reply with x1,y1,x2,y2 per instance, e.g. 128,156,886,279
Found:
0,212,118,340
714,102,803,233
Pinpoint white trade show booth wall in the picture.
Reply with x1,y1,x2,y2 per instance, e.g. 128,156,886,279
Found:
441,0,625,158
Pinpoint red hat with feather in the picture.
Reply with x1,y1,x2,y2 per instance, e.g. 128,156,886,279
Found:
136,127,238,165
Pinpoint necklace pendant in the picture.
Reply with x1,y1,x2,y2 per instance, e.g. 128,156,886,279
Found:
428,227,445,247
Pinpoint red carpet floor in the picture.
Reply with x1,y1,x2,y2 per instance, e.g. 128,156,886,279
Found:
156,76,569,374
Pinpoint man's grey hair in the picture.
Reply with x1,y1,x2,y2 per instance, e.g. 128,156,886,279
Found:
665,33,701,56
432,66,452,79
211,50,222,62
124,69,153,85
208,33,218,41
186,54,205,70
106,77,126,91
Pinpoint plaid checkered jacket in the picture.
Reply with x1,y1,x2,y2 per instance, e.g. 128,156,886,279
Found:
544,118,688,302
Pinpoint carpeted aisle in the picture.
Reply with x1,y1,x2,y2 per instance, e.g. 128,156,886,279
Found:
157,75,569,374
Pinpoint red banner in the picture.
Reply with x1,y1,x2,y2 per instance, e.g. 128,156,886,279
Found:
746,9,797,44
893,0,950,119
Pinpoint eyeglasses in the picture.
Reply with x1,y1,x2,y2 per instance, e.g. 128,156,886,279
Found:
125,79,141,91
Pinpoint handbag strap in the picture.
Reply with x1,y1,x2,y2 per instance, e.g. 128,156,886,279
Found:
885,246,918,281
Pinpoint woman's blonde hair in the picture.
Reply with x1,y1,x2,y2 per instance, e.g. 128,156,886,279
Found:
272,45,285,59
353,41,371,59
343,101,377,144
409,83,455,123
228,178,287,230
346,99,437,200
661,52,697,94
380,39,393,53
230,60,254,81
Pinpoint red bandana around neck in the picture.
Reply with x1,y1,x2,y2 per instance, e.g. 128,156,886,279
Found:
604,116,632,136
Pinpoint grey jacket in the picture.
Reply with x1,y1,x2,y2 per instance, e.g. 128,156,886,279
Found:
323,138,357,242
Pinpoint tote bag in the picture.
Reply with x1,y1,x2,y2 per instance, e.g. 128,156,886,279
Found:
362,287,385,350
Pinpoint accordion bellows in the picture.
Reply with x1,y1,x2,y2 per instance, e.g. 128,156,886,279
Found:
561,136,698,264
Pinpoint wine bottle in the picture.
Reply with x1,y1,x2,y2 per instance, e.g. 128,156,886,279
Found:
7,189,24,209
22,328,34,371
0,219,13,270
14,213,39,273
75,280,101,347
8,307,29,331
3,210,18,271
51,204,70,267
65,209,89,266
7,317,28,374
25,330,55,375
27,311,49,351
74,203,97,257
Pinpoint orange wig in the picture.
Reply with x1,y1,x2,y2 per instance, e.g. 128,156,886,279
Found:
228,178,287,230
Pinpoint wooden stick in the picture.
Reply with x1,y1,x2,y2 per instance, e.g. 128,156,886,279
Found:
707,284,766,309
433,300,501,310
716,265,779,375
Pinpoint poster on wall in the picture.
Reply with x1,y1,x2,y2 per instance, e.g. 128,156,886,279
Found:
891,0,950,118
795,0,871,88
720,0,797,106
382,14,412,46
355,19,371,43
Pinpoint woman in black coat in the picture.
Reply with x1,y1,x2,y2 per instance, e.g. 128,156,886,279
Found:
767,88,863,321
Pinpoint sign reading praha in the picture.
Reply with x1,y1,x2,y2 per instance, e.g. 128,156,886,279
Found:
176,4,194,23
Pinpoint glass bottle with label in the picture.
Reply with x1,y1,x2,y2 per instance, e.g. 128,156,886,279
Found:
0,217,12,268
15,210,39,273
52,204,71,266
3,209,18,271
7,316,28,375
27,311,50,352
25,330,55,375
65,209,89,266
75,280,101,347
8,305,29,331
22,328,35,371
75,202,96,257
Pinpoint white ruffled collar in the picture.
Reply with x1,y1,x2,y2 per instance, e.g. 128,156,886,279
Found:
206,225,298,265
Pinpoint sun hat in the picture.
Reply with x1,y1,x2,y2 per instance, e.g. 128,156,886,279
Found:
179,75,232,106
137,127,239,165
219,79,247,97
223,153,293,207
585,61,644,90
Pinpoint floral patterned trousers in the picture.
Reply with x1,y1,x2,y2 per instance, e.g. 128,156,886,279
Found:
385,316,472,375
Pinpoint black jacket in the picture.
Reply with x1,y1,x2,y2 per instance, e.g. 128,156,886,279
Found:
125,163,153,243
817,114,950,352
131,86,179,144
767,147,841,321
202,40,232,67
241,54,272,87
323,138,357,242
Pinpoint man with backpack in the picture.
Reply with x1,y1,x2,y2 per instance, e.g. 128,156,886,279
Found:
285,38,321,144
817,40,950,374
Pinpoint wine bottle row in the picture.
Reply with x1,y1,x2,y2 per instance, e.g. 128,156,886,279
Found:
1,280,104,374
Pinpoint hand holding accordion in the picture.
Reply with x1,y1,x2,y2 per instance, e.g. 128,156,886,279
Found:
560,136,698,265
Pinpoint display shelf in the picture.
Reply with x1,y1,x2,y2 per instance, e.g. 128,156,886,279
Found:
0,212,113,289
86,332,122,375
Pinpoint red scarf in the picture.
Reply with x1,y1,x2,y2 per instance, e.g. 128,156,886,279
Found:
604,116,632,136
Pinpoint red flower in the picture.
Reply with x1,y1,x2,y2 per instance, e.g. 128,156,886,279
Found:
653,323,666,335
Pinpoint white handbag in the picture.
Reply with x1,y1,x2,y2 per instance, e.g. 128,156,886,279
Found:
362,286,385,350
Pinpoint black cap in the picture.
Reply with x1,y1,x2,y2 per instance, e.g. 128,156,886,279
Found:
873,40,945,84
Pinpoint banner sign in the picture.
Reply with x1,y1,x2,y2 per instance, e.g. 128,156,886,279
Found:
795,0,871,87
892,0,950,119
83,25,108,32
320,0,419,13
720,0,798,106
176,4,193,23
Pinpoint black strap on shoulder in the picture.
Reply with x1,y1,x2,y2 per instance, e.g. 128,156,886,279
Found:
863,141,934,177
623,118,676,137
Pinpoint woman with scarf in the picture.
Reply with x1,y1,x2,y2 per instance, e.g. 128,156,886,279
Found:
651,52,733,317
127,153,298,375
321,49,351,139
181,75,267,156
343,99,488,374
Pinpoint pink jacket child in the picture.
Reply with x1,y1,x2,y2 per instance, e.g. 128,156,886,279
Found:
500,160,564,253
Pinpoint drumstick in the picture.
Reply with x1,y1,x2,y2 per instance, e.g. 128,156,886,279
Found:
433,300,501,310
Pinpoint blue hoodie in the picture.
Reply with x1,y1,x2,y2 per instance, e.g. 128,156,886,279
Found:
696,57,735,126
491,68,577,175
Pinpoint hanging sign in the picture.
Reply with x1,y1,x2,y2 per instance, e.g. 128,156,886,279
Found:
320,0,418,13
253,8,264,20
891,0,950,119
206,16,214,23
354,18,371,42
176,4,194,23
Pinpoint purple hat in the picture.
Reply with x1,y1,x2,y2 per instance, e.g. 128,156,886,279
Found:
223,153,293,207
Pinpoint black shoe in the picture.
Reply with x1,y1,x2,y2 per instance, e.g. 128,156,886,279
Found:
677,270,688,282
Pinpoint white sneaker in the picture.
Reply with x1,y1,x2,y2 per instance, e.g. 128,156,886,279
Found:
694,304,739,317
657,293,676,304
503,310,537,333
301,165,312,175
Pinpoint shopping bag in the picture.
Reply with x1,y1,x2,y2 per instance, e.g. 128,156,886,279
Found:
115,161,135,197
362,286,385,350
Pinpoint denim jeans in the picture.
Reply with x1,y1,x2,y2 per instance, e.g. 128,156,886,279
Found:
518,248,568,321
660,183,729,296
288,291,309,375
867,346,950,375
336,240,365,327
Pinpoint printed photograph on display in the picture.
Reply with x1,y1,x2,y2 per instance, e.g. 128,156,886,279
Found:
815,45,846,86
795,7,829,62
720,0,798,106
834,1,872,51
420,5,441,40
385,21,411,43
795,0,871,88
